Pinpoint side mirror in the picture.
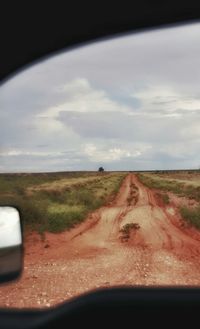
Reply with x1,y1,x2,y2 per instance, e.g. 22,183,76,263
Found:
0,207,23,283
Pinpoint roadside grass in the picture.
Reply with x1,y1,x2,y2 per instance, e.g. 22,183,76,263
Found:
47,204,87,233
155,171,200,187
138,173,200,229
137,173,200,202
162,193,170,204
27,174,106,194
0,172,126,234
180,206,200,229
0,172,96,194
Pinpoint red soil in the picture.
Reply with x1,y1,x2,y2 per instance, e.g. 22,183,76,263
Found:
0,174,200,309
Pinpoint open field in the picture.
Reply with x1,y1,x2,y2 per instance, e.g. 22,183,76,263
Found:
0,172,125,234
138,172,200,229
1,171,200,308
137,172,200,201
1,173,200,308
151,171,200,187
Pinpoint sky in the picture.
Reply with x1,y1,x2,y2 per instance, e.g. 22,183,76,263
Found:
0,22,200,172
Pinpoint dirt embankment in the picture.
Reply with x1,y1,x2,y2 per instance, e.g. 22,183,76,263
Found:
0,174,200,309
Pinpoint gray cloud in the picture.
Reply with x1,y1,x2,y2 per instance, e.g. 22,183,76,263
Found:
1,22,200,171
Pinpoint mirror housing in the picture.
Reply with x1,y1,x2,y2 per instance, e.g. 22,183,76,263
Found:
0,207,23,283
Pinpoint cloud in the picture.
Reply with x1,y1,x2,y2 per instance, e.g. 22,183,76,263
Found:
132,86,200,116
83,143,142,163
37,78,131,120
0,149,63,157
1,22,200,171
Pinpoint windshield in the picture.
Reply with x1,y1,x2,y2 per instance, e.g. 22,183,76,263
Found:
0,22,200,309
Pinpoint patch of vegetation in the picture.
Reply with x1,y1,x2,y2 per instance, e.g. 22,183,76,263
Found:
162,193,170,204
180,206,200,229
127,196,132,205
138,173,200,230
130,183,138,190
127,183,139,205
120,222,140,234
138,174,200,202
120,222,140,241
47,205,87,233
0,172,95,194
0,172,126,234
155,192,170,205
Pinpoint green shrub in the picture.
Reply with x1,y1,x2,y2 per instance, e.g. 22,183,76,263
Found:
120,223,140,235
180,206,200,229
47,207,86,233
162,194,170,204
39,189,66,203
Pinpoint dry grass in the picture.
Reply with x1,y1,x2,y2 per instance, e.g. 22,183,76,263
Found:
0,172,126,234
27,175,108,194
138,172,200,229
138,173,200,202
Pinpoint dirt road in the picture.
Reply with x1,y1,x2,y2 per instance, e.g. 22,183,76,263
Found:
0,174,200,308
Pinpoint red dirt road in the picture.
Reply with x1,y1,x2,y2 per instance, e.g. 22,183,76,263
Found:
0,174,200,309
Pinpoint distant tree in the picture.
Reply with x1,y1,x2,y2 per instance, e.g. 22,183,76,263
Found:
98,167,104,172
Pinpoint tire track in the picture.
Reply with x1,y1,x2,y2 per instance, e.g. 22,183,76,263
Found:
1,173,200,309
